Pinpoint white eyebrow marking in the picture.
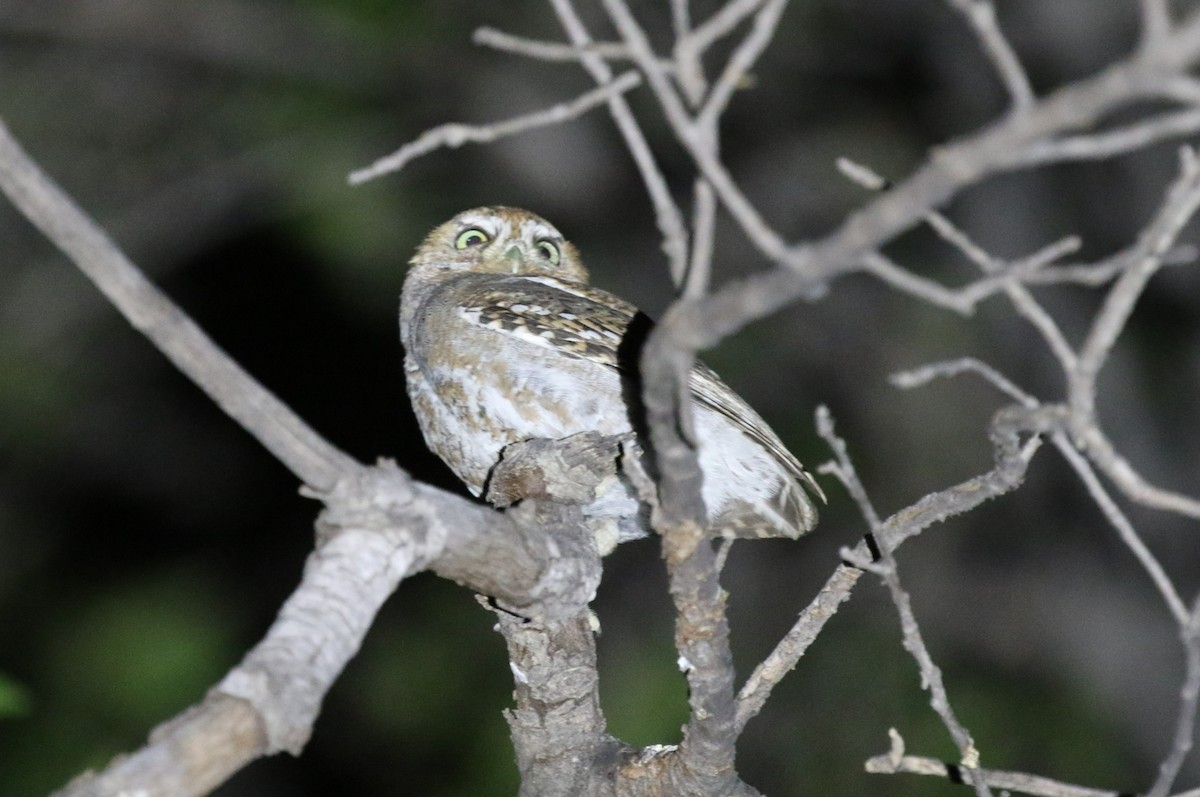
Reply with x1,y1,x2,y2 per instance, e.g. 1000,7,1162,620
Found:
519,218,560,242
457,214,499,236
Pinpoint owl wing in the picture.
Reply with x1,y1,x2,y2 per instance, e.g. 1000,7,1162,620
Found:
456,273,633,368
456,273,825,507
687,360,826,504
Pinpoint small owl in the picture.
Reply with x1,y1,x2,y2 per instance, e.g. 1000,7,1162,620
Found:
401,206,822,547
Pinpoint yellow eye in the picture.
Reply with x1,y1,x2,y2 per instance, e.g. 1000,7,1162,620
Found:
536,240,561,265
455,229,489,249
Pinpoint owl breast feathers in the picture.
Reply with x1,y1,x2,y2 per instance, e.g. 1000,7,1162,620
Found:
401,206,823,546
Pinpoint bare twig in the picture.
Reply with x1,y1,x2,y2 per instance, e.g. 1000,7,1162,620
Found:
944,0,1035,111
1027,242,1197,287
473,26,642,65
1148,598,1200,797
815,407,881,530
600,0,793,264
1072,147,1200,418
840,156,1081,362
1141,0,1173,50
866,743,1123,797
822,413,987,794
1053,436,1188,625
617,7,1200,366
736,403,1037,732
1067,147,1200,520
1013,109,1200,168
669,0,707,105
890,357,1038,408
1075,430,1200,520
349,70,642,184
697,0,790,130
683,178,717,297
548,0,691,280
688,0,766,55
735,563,861,731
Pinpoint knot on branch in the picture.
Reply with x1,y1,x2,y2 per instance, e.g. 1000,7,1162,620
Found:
486,431,623,509
306,460,421,549
482,433,619,618
989,402,1067,472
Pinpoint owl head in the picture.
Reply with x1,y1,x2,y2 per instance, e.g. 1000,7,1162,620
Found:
410,206,588,283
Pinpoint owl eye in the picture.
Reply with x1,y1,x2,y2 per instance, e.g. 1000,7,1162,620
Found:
536,239,561,265
455,228,489,249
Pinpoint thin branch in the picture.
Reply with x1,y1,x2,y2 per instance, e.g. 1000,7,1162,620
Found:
840,156,1081,362
621,8,1200,363
689,0,765,55
0,118,356,492
860,251,976,315
348,70,642,184
1012,109,1200,168
599,0,793,263
697,0,791,130
735,563,861,731
867,745,1123,797
857,551,989,794
472,26,684,76
944,0,1035,111
1027,242,1197,288
1148,598,1200,797
669,0,707,105
839,155,1194,304
472,26,639,64
1074,428,1200,520
1064,146,1200,520
815,406,882,530
736,403,1037,732
890,357,1038,408
1054,435,1188,623
1141,0,1173,51
670,0,691,42
683,178,717,296
823,414,987,794
1072,146,1200,418
548,0,691,279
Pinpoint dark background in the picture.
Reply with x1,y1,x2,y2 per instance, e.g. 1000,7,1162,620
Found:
1,1,1197,794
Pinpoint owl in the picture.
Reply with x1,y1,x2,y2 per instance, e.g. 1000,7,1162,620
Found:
401,206,823,548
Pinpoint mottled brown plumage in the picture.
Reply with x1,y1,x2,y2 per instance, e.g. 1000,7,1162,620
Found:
401,206,822,546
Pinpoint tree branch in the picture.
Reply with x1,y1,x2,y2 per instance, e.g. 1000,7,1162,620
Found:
349,70,643,184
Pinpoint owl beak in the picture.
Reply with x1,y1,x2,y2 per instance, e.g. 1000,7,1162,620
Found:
503,245,525,273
